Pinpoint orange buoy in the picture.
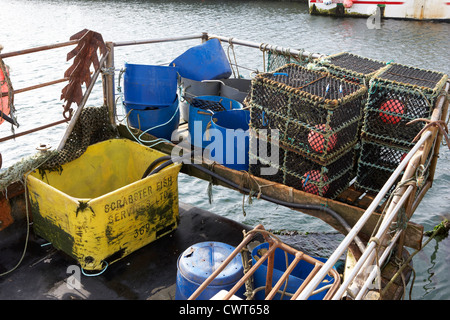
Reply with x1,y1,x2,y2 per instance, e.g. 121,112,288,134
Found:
308,124,338,154
379,99,405,125
344,0,353,8
301,170,329,196
0,67,10,126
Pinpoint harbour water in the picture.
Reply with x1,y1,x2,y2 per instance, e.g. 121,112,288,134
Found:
1,0,449,300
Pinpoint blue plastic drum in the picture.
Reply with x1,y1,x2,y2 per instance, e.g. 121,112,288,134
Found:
251,242,335,300
123,63,178,108
175,242,245,300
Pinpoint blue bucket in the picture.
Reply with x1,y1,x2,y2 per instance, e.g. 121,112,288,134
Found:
170,39,232,81
251,242,335,300
123,63,178,108
188,96,242,149
124,96,180,140
175,242,245,300
207,109,250,171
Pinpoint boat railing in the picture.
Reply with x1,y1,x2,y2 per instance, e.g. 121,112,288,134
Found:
187,224,341,300
0,39,78,145
0,29,110,154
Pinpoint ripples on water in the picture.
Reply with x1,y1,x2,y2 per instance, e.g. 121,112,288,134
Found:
1,0,449,299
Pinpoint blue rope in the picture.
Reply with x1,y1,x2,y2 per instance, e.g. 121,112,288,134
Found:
81,261,109,277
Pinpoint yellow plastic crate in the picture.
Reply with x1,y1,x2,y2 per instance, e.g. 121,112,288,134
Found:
27,139,182,271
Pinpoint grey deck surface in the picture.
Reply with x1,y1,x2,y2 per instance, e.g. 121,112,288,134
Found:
0,203,255,300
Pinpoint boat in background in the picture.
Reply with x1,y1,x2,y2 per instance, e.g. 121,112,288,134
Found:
308,0,450,21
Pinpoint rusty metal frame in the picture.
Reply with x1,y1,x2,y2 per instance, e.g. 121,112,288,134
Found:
188,224,340,300
0,29,108,145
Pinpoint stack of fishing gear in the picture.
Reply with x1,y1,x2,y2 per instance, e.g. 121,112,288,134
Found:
355,63,448,194
247,63,367,199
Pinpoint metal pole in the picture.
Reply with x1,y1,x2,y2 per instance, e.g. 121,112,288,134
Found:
103,42,116,126
333,185,414,300
1,78,69,97
0,40,78,59
355,229,403,300
207,34,325,60
112,34,205,47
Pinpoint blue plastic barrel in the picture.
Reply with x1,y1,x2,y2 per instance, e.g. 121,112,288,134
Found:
251,242,335,300
123,63,178,108
124,96,180,140
175,242,245,300
207,109,250,171
188,96,242,149
170,39,232,81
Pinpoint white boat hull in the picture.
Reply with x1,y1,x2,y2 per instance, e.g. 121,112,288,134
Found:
308,0,450,20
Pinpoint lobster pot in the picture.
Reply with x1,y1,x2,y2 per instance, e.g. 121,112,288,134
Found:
317,52,387,85
362,63,448,148
249,133,356,199
355,137,432,195
248,64,367,164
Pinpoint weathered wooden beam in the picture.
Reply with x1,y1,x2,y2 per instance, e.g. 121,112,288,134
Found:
117,124,423,250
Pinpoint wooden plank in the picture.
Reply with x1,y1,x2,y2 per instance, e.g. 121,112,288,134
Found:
427,82,449,184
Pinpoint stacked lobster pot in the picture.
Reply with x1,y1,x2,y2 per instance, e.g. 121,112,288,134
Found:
317,52,388,86
355,63,448,194
248,63,367,199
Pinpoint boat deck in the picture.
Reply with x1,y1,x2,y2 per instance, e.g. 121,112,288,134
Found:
0,202,265,300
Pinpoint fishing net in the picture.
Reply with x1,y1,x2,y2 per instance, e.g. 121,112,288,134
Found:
249,133,356,199
184,96,227,113
317,52,387,85
355,137,433,195
265,47,312,72
42,105,117,170
0,106,117,191
248,63,367,163
362,63,448,147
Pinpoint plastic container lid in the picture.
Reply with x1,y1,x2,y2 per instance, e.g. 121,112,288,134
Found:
177,242,243,286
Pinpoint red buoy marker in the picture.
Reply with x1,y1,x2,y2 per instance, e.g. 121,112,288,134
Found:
301,170,329,196
379,99,405,125
308,124,337,154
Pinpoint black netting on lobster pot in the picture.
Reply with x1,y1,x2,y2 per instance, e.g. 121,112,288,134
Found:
317,52,387,85
282,148,355,199
249,104,287,137
285,119,360,162
249,63,367,163
355,139,407,194
250,79,290,116
362,63,447,147
248,132,285,183
355,137,434,196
